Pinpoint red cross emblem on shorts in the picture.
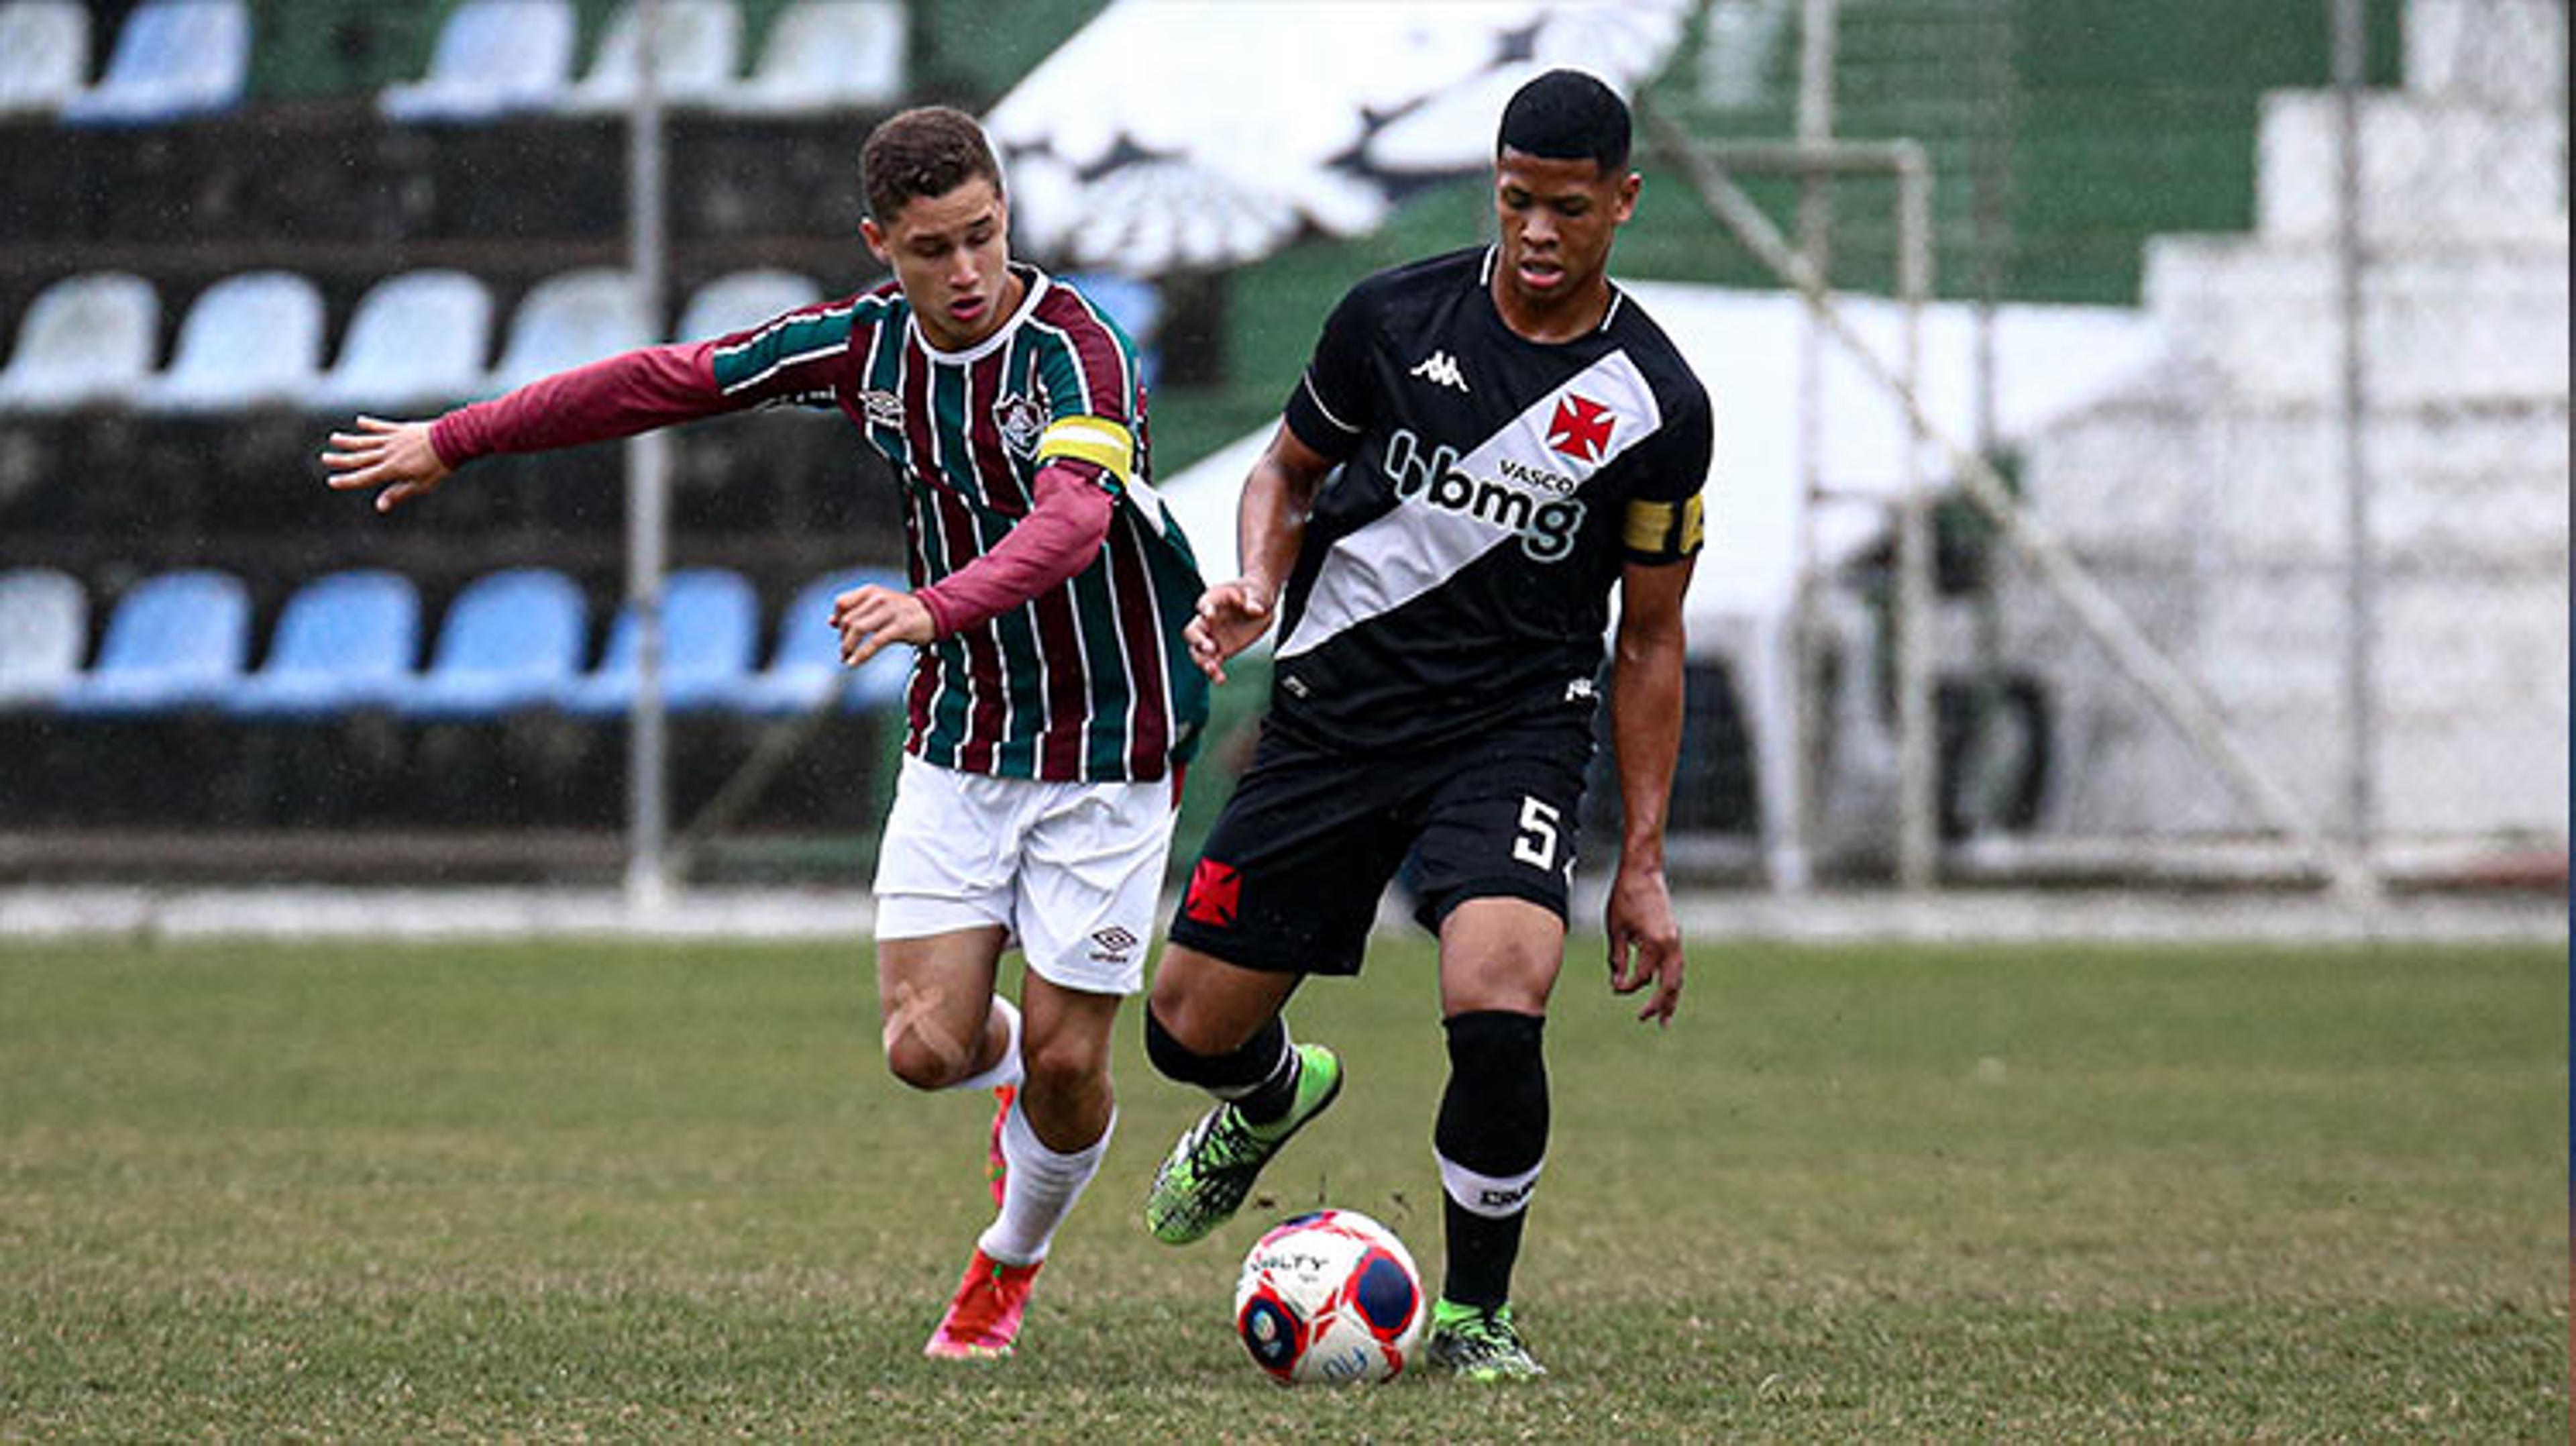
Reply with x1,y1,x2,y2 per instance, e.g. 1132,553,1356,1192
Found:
1182,859,1241,927
1547,394,1615,463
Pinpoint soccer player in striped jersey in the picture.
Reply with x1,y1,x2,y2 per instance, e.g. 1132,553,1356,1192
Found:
1135,70,1709,1381
322,106,1207,1361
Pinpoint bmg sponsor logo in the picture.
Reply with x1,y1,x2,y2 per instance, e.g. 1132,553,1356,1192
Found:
1383,428,1585,563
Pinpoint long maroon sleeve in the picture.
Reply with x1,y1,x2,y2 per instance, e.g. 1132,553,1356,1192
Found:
429,342,726,467
914,459,1117,639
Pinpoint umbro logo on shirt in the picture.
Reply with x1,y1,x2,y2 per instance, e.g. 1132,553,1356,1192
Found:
1408,350,1470,393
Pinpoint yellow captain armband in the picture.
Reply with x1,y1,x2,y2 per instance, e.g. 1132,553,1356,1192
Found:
1621,493,1707,558
1036,416,1137,488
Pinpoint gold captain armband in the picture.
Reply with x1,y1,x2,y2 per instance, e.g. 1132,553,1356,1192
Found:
1036,416,1137,488
1621,493,1707,558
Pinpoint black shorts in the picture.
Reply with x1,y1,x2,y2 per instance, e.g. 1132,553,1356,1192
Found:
1167,707,1594,976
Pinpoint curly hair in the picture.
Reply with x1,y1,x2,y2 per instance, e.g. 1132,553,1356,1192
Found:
861,105,1004,223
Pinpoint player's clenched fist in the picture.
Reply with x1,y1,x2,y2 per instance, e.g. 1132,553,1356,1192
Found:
1185,580,1273,685
830,582,934,668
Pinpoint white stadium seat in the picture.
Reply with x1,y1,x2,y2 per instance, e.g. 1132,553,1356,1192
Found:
380,0,578,123
0,272,159,412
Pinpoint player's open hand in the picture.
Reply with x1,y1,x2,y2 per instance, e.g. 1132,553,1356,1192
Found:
1605,859,1684,1026
321,416,451,513
1185,579,1273,684
830,582,933,668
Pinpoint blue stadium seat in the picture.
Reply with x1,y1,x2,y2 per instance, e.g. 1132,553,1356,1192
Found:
56,569,250,716
138,270,327,413
0,272,159,412
57,0,248,125
0,1,89,117
736,567,912,717
0,565,87,709
310,270,495,413
561,566,759,718
225,570,421,720
380,0,577,123
396,567,588,721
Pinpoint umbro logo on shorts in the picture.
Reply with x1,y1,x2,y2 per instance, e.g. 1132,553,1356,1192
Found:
1089,925,1140,962
1408,350,1469,393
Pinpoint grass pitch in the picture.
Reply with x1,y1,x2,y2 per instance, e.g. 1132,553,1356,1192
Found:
1,931,2562,1440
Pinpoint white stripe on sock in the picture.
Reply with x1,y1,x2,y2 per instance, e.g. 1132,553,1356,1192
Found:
1438,1153,1544,1220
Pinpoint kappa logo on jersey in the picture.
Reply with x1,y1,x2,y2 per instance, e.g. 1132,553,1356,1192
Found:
1408,350,1470,393
995,393,1048,457
1181,859,1242,927
1547,394,1617,463
857,389,904,428
1382,427,1587,563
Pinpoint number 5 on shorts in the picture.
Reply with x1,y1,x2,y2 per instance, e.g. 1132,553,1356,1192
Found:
1511,796,1561,871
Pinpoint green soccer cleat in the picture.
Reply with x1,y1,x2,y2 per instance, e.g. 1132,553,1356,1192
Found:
1143,1043,1342,1245
1427,1299,1546,1381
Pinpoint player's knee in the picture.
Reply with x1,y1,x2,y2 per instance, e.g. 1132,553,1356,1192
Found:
1018,1029,1106,1102
1144,1003,1279,1089
881,1031,960,1092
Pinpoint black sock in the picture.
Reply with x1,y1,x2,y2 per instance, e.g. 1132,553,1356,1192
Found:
1434,1010,1548,1311
1144,1007,1297,1121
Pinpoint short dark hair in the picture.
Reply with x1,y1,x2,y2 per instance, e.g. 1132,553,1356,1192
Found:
861,105,1004,223
1496,68,1632,175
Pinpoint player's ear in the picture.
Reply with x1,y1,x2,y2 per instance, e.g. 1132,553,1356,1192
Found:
860,217,891,264
1612,170,1640,225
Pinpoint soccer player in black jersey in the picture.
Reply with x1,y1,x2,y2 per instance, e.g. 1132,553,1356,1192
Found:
1138,69,1710,1380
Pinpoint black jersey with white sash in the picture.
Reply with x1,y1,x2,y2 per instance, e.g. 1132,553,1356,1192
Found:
1269,246,1712,754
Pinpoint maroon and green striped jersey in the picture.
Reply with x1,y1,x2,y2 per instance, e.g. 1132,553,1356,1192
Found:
709,263,1207,782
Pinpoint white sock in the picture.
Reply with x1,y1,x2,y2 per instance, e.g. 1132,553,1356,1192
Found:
949,996,1024,1094
977,1101,1114,1266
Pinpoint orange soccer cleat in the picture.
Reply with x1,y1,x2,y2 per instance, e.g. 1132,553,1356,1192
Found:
923,1247,1042,1359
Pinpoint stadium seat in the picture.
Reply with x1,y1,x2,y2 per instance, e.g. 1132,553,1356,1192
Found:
559,0,743,115
713,0,906,116
310,270,495,413
561,567,759,717
137,270,327,413
0,566,87,709
488,268,653,393
678,268,822,341
56,569,250,717
224,570,421,720
0,1,89,117
57,0,248,125
736,567,912,717
396,567,588,721
380,0,577,123
0,272,159,412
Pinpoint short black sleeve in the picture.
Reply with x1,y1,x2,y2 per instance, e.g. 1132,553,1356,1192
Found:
1280,282,1379,462
1620,382,1713,564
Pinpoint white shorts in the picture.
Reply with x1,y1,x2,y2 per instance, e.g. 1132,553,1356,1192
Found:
871,754,1177,995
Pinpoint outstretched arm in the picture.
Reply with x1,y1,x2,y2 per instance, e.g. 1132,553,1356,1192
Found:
1604,554,1697,1026
320,343,726,513
1187,421,1334,684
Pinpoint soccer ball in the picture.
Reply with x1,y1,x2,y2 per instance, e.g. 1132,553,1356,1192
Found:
1233,1208,1426,1386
